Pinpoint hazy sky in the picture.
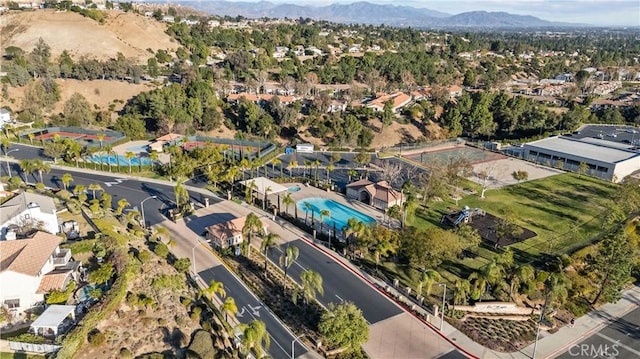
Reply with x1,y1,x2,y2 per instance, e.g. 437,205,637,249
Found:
257,0,640,26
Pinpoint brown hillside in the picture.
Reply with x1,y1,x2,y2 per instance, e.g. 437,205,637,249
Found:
1,9,177,62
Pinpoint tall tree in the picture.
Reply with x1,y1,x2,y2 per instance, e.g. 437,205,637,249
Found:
279,245,299,292
293,269,324,305
318,302,369,353
61,172,74,191
590,233,635,305
242,213,263,258
220,297,238,322
241,320,270,358
260,233,279,275
200,279,226,300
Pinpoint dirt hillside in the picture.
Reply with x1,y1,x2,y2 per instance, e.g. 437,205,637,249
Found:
1,9,177,62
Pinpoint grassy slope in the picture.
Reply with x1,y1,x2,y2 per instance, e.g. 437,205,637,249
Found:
407,173,618,282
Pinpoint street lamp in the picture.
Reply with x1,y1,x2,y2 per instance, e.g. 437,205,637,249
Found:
291,334,305,359
532,290,550,359
4,149,19,178
438,283,447,331
140,195,158,228
191,243,198,275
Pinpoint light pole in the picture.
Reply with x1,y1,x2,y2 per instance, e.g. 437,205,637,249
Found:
438,283,447,331
140,195,157,228
532,290,550,359
191,243,198,275
4,149,18,178
291,334,305,359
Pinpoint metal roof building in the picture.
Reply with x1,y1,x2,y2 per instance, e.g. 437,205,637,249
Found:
523,136,640,182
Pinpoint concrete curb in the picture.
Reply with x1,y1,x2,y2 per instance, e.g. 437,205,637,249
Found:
297,236,480,359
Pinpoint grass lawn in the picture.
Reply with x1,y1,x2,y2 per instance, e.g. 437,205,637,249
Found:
408,173,618,274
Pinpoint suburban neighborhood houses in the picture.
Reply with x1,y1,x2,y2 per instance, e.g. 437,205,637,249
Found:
0,192,59,240
0,231,80,318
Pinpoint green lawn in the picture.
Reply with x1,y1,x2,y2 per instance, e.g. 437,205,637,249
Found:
408,173,618,275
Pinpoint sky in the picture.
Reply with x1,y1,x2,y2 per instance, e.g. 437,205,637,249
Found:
255,0,640,26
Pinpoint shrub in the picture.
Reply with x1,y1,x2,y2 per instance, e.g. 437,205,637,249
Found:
87,329,105,346
119,348,133,359
154,243,169,258
138,250,152,263
181,297,192,308
174,257,191,273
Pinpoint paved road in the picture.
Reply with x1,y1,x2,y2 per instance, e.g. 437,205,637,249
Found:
266,239,403,324
160,214,310,359
556,307,640,359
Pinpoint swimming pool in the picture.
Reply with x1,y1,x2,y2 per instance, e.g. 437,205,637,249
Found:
288,185,301,192
88,154,153,166
297,197,375,231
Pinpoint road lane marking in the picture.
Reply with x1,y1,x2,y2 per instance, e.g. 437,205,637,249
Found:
335,294,344,302
595,332,640,357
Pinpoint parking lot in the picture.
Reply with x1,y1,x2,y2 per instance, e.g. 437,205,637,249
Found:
570,124,640,146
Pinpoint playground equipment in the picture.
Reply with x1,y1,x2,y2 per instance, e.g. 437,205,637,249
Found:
441,206,486,227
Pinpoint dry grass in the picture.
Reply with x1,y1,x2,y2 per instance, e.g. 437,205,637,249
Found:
72,241,201,359
2,10,176,62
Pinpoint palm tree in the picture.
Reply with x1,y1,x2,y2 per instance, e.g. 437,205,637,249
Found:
220,297,238,322
293,269,324,305
416,269,441,297
303,201,311,225
279,245,299,292
149,151,159,172
61,173,74,190
242,213,263,258
124,151,135,174
325,164,335,185
313,159,321,181
262,186,272,210
97,133,105,149
174,179,189,210
33,159,51,184
272,158,283,178
453,279,471,310
319,209,331,235
348,169,358,182
103,145,113,172
88,183,103,200
303,160,311,178
282,193,295,216
19,159,36,183
239,158,250,181
288,160,298,177
67,141,82,168
200,279,226,300
27,133,35,145
260,233,279,275
510,264,535,300
115,198,130,216
241,320,270,358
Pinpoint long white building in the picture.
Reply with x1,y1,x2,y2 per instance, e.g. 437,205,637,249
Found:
523,136,640,182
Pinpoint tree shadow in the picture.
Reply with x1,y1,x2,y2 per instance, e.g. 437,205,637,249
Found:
161,326,187,349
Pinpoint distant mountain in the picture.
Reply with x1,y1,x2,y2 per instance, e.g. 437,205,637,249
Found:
173,1,582,28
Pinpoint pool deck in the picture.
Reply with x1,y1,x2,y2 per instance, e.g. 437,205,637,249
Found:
271,182,399,229
112,140,170,164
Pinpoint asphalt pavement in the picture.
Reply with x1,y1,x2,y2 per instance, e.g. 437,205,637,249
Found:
556,307,640,359
266,239,403,324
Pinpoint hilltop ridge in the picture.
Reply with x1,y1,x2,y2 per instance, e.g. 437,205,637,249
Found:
1,9,177,61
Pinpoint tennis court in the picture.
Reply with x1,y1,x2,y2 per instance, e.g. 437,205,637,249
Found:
26,127,125,148
405,145,504,166
33,131,115,142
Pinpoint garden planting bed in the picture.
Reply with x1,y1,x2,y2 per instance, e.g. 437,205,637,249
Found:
454,316,538,352
221,250,323,340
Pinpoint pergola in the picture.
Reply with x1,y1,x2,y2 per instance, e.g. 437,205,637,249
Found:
239,177,288,196
30,305,76,337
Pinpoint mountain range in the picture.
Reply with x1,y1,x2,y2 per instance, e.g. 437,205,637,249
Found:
174,1,581,28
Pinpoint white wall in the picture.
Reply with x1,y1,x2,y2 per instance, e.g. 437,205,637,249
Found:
0,271,44,314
